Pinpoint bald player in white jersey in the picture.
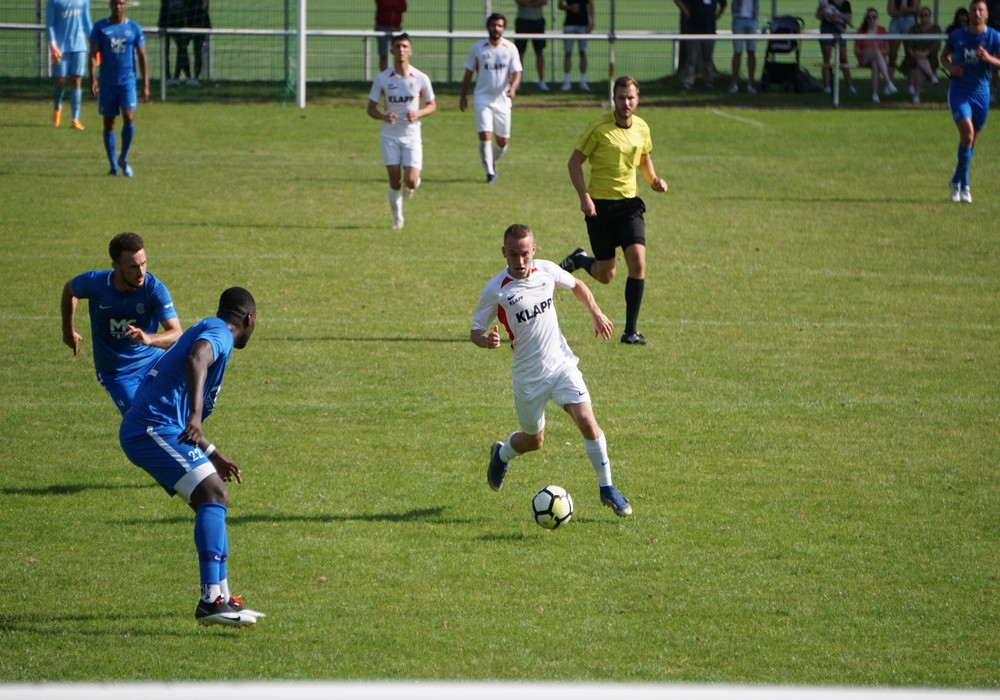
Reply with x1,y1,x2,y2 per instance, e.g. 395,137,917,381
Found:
459,13,523,184
471,223,633,517
367,32,436,229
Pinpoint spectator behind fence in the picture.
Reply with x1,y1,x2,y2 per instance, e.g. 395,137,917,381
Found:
180,0,210,86
818,0,856,94
946,6,969,33
559,0,594,91
47,0,93,130
675,0,728,91
886,0,920,82
900,6,940,102
855,7,897,101
515,0,550,91
729,0,759,93
158,0,185,86
374,0,406,72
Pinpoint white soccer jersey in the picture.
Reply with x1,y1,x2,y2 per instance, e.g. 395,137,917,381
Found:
368,65,435,136
463,38,522,106
472,259,580,381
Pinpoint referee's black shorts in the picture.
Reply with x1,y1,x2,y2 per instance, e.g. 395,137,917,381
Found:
585,197,647,260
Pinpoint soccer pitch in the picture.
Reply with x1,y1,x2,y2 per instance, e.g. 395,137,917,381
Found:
0,97,998,685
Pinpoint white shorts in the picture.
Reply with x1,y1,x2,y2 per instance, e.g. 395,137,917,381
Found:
474,101,512,138
512,363,590,436
380,128,423,169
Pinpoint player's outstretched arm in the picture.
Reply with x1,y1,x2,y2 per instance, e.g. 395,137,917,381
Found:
471,325,502,349
60,280,83,355
571,279,613,340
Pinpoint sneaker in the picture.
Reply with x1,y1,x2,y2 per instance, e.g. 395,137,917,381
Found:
579,79,589,91
847,85,857,95
228,594,266,619
71,119,85,130
561,79,571,91
912,95,920,104
167,78,181,86
118,158,133,178
392,215,404,230
960,186,972,204
950,181,961,202
729,83,738,93
52,108,61,127
559,247,586,273
620,331,647,345
196,596,256,627
746,83,757,94
908,84,916,95
872,94,880,104
884,82,898,95
107,167,119,177
600,485,633,517
537,81,549,92
187,78,201,87
930,75,939,85
486,173,498,185
824,86,832,95
487,441,508,492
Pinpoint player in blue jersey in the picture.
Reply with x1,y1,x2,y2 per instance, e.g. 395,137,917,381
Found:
119,287,262,627
47,0,92,129
89,0,149,177
61,232,182,415
941,0,1000,203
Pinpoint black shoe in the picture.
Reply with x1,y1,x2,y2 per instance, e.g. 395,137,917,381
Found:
487,441,508,491
559,247,586,273
620,331,647,345
196,596,256,627
486,173,498,185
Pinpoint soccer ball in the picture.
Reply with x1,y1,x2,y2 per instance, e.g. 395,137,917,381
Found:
531,485,574,529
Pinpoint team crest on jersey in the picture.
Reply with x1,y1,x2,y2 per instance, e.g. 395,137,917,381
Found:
136,303,145,314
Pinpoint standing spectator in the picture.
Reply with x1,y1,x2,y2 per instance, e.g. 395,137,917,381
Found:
374,0,406,72
182,0,211,86
515,0,550,91
558,76,668,346
729,0,759,92
61,232,182,415
47,0,92,129
886,0,920,82
119,287,263,627
559,0,594,91
941,0,1000,203
946,6,969,33
675,0,728,91
471,223,633,517
367,33,437,230
900,6,941,102
460,14,523,185
89,0,149,177
817,0,857,95
158,0,185,86
855,7,897,102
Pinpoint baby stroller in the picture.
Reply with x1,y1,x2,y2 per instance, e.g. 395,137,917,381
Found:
760,15,806,92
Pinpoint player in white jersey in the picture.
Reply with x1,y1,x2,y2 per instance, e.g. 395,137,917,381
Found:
471,223,633,517
459,14,523,184
367,33,437,230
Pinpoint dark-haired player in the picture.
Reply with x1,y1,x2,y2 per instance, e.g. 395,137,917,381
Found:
61,232,181,415
119,287,263,626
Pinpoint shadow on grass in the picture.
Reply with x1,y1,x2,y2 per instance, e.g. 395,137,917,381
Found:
259,336,468,343
118,506,474,526
0,482,157,497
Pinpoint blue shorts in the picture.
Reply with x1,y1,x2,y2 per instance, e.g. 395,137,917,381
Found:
98,81,138,117
819,22,847,48
563,25,590,53
948,84,990,132
52,51,87,78
731,16,758,53
97,368,147,416
119,412,216,502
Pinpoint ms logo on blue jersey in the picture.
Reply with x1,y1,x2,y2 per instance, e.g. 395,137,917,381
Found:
110,36,127,54
109,318,136,339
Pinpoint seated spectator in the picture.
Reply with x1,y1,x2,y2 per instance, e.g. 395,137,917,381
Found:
854,7,896,102
900,7,941,102
945,6,969,34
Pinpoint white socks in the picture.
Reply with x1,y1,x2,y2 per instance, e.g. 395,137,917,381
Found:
492,142,508,164
584,433,612,487
479,140,495,176
499,434,521,463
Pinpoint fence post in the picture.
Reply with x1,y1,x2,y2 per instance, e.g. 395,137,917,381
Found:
297,0,306,107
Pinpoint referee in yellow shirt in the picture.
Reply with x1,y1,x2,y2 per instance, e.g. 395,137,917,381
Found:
560,76,668,345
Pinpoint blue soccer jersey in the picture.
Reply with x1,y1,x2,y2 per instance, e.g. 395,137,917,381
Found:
130,317,234,429
90,17,144,86
70,270,177,377
945,26,1000,94
47,0,92,53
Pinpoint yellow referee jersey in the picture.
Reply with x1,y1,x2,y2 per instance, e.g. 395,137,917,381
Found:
575,112,653,201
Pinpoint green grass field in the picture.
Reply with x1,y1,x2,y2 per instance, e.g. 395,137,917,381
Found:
1,95,998,685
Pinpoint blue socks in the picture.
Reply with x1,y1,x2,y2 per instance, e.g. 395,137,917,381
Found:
120,124,134,164
194,502,228,590
103,130,116,170
70,89,81,121
954,145,973,187
52,85,64,111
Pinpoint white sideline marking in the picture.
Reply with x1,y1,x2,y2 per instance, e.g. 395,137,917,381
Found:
711,109,765,127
